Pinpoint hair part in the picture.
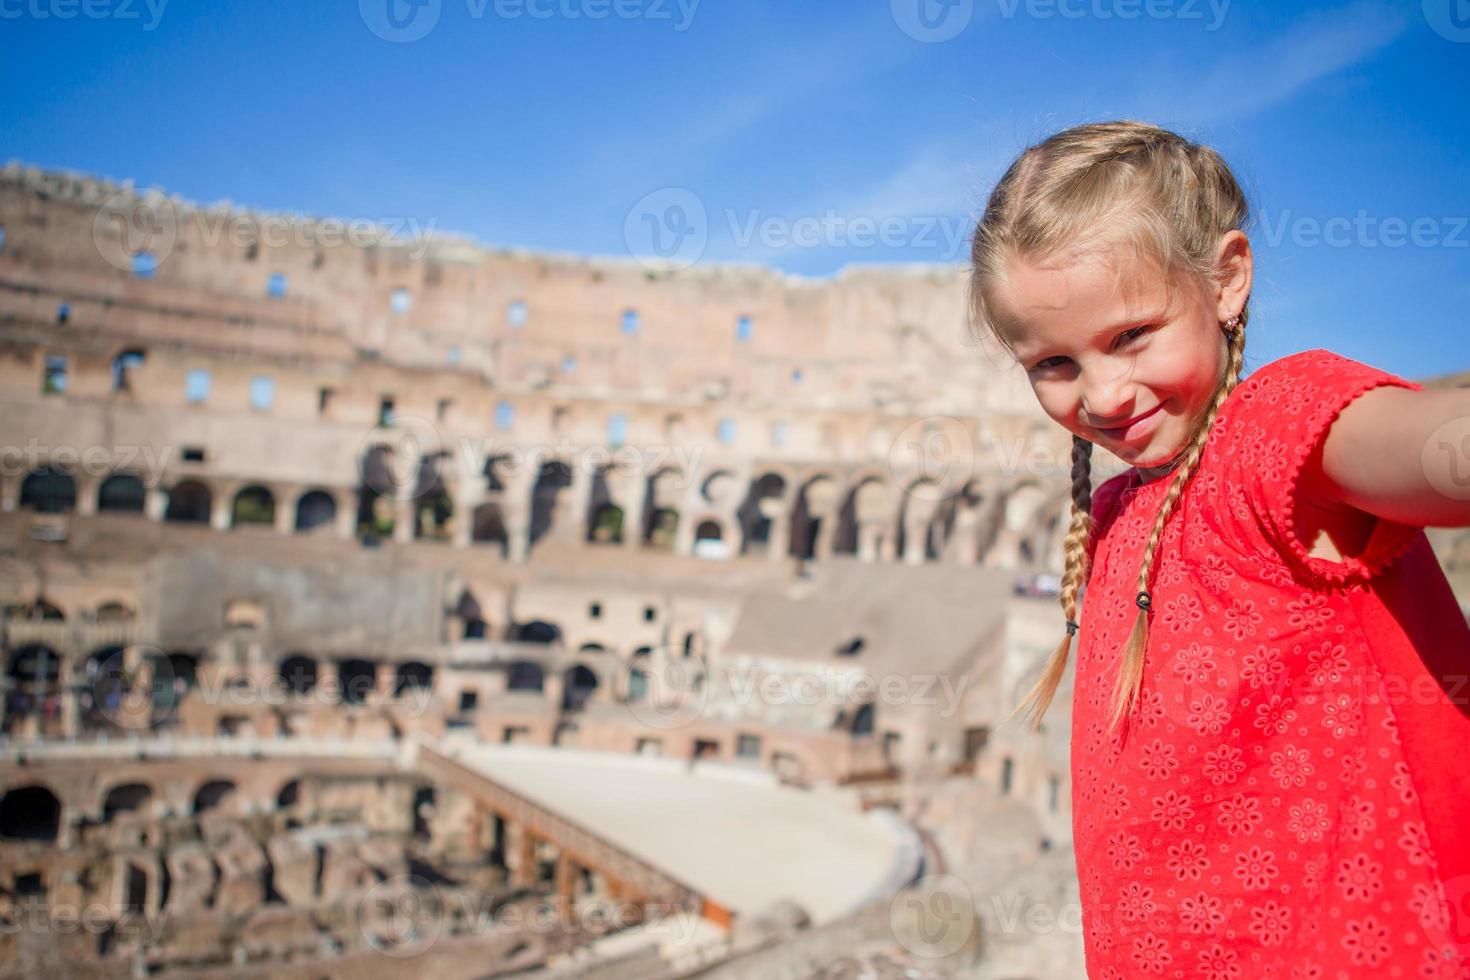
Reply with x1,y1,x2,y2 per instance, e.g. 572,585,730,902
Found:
976,120,1253,736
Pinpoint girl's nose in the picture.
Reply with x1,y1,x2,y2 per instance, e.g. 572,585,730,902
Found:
1081,381,1137,428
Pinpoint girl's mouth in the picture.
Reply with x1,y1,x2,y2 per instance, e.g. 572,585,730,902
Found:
1095,402,1165,443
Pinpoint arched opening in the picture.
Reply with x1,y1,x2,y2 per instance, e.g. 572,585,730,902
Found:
506,661,544,693
471,502,509,555
587,504,624,545
165,480,212,524
356,444,397,539
103,783,153,821
20,467,76,513
193,780,237,815
789,477,837,560
454,589,488,640
529,460,573,550
277,780,301,810
514,621,561,645
850,702,876,737
98,473,147,514
231,485,275,527
294,490,337,533
693,520,726,560
394,662,433,696
4,645,60,733
279,655,317,695
562,664,598,711
111,348,146,392
94,601,135,622
337,659,377,705
413,454,454,542
0,786,60,842
643,508,678,550
737,473,785,555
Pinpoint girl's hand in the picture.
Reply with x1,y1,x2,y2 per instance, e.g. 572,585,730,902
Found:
1314,385,1470,528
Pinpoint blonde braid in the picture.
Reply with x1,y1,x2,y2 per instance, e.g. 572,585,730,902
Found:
1107,311,1249,733
1010,434,1094,730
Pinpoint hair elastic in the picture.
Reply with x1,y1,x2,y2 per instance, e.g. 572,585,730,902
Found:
1135,590,1153,613
1065,619,1079,636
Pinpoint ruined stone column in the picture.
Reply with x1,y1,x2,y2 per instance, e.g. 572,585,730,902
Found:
273,489,297,534
509,823,537,888
394,497,415,544
554,852,578,904
74,475,99,516
210,486,233,530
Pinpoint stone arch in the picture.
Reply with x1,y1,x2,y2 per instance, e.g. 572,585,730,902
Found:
165,480,212,524
642,468,684,550
356,444,398,538
192,780,237,815
337,659,376,705
529,459,573,550
789,474,840,560
471,502,509,555
394,662,433,696
833,475,894,557
98,473,147,514
102,782,153,821
514,621,561,645
896,480,945,563
0,785,61,841
585,465,624,544
453,589,488,640
293,489,337,533
20,466,76,513
94,600,135,622
699,469,738,508
413,452,455,542
562,664,598,711
231,485,275,527
692,517,727,559
736,472,786,556
506,661,544,692
279,655,317,695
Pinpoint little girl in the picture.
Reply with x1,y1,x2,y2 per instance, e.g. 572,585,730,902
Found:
969,120,1470,978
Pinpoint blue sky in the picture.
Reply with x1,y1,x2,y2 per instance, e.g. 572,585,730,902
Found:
1,0,1467,379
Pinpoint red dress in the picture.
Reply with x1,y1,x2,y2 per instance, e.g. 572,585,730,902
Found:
1072,348,1470,979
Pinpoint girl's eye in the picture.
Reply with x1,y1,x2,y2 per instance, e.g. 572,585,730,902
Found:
1117,325,1153,347
1033,356,1069,371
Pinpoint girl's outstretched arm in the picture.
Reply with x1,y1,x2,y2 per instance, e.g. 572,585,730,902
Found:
1314,385,1470,528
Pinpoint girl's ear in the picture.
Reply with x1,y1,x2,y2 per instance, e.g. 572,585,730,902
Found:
1213,229,1253,320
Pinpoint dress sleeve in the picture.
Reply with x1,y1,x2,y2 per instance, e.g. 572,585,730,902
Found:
1216,347,1425,586
1085,471,1130,570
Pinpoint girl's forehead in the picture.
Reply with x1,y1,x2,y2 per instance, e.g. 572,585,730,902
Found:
992,248,1174,345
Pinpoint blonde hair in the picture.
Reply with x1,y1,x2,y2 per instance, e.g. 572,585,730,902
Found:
969,120,1252,734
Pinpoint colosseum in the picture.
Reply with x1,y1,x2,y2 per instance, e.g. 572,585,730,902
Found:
1,162,1466,979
